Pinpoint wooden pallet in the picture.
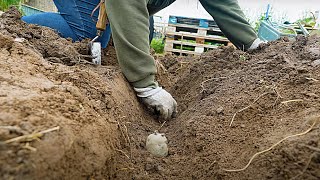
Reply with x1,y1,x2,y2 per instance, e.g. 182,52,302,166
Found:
167,23,225,37
166,31,229,44
165,48,202,56
165,16,232,55
165,40,226,55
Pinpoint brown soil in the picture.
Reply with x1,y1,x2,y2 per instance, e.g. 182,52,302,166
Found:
1,7,320,180
0,8,157,179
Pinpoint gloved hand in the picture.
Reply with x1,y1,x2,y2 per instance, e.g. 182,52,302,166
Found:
134,87,177,120
248,38,266,50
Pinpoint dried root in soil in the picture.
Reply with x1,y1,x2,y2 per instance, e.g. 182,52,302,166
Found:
223,119,318,172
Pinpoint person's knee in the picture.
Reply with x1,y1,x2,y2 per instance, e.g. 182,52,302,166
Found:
22,13,78,41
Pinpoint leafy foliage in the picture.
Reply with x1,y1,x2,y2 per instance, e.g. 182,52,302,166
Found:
151,38,165,54
298,16,316,27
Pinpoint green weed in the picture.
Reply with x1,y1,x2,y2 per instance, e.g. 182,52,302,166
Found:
151,38,165,54
0,0,21,11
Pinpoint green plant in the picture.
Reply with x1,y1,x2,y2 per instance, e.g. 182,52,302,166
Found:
297,16,316,27
239,54,247,61
254,13,269,32
151,38,165,54
0,0,21,11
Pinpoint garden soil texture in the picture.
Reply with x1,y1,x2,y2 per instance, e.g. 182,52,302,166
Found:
1,7,320,180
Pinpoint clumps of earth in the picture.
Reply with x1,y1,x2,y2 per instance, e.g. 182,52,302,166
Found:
0,7,320,180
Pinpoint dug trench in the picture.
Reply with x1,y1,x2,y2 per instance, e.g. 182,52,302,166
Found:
0,8,320,180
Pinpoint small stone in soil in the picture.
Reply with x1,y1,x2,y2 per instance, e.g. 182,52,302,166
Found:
216,107,224,114
145,163,155,171
156,165,164,172
311,59,320,67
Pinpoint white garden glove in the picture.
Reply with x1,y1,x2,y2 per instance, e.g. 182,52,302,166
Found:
248,38,267,50
134,87,177,120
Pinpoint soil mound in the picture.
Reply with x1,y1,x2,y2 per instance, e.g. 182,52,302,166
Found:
0,7,155,179
1,7,320,180
141,36,320,179
100,35,320,179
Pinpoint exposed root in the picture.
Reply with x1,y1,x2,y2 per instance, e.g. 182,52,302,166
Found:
122,122,132,159
158,121,167,131
281,99,304,105
223,120,318,172
118,122,129,144
155,58,168,73
0,126,21,131
229,92,272,126
116,149,130,159
290,152,317,180
115,116,132,159
305,77,319,82
175,61,190,72
4,126,60,144
78,54,93,59
272,87,283,107
22,142,37,152
116,167,135,172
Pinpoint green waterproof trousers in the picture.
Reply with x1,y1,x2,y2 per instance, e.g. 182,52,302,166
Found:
105,0,257,88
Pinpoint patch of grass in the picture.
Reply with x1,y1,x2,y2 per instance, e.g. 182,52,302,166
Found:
151,38,165,54
0,0,21,11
